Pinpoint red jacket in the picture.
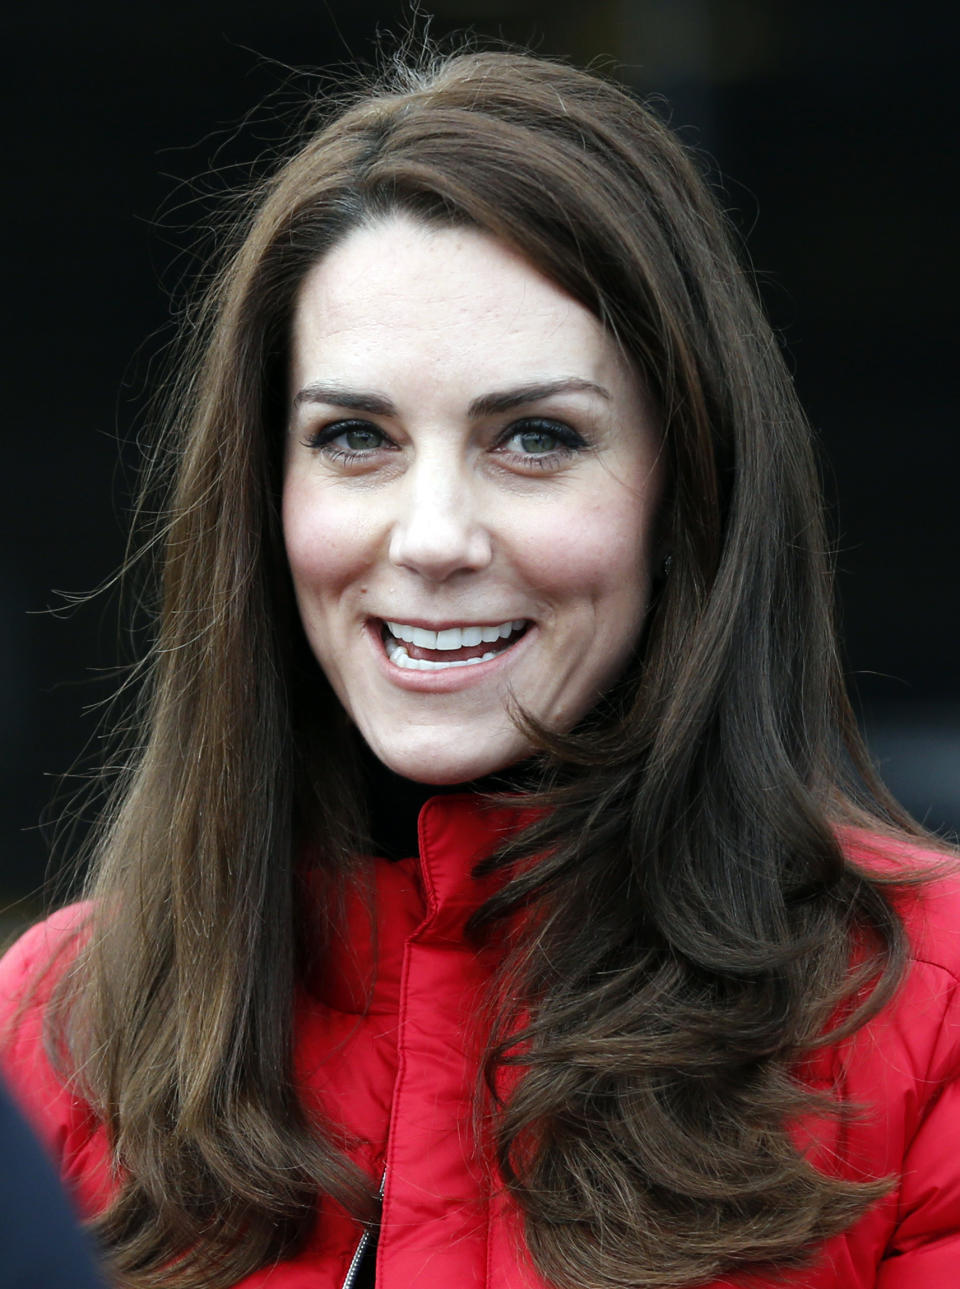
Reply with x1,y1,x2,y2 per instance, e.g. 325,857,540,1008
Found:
2,795,959,1287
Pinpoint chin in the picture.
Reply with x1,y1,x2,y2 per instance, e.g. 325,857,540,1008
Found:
368,733,527,786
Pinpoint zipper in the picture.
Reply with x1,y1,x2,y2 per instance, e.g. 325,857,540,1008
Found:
340,1228,372,1289
340,1171,386,1289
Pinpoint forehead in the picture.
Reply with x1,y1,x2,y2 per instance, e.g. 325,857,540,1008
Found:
288,215,637,399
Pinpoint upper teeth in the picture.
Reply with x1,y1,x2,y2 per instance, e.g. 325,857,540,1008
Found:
385,620,525,650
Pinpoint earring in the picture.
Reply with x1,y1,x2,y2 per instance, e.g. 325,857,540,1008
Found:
661,553,673,578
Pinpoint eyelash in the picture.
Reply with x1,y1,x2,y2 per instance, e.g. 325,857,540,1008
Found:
497,418,587,467
305,419,392,463
304,417,588,468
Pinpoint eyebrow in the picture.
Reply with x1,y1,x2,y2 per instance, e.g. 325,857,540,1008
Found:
291,377,611,418
292,384,395,415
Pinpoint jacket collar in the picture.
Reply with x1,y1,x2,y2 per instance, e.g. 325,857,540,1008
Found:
303,792,532,1011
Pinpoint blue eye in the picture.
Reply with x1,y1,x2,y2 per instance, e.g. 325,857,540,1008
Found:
307,420,390,457
337,425,385,451
500,419,586,458
514,427,562,454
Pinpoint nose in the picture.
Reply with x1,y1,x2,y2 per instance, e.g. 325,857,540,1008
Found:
387,458,493,582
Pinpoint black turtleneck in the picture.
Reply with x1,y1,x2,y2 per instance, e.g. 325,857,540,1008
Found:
361,744,530,862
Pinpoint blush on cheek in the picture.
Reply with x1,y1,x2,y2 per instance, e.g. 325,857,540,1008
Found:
287,530,356,582
526,513,649,594
282,491,362,586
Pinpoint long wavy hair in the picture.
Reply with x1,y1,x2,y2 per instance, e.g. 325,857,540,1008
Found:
44,46,927,1288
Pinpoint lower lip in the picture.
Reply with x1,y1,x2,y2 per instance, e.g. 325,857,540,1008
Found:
367,621,534,692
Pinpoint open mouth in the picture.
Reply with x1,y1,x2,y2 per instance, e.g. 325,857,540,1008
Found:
382,618,529,671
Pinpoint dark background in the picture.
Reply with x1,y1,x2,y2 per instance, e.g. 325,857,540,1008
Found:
3,0,958,919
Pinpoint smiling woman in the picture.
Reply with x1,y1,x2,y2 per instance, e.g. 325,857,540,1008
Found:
1,44,959,1289
283,217,663,783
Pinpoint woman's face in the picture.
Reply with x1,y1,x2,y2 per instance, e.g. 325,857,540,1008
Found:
283,215,665,784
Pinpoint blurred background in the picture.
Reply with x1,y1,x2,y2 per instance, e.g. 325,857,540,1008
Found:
3,0,957,922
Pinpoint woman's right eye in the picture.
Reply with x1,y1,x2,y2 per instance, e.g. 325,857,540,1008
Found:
305,420,391,458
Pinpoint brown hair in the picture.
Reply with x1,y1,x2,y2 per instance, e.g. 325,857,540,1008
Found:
44,46,926,1287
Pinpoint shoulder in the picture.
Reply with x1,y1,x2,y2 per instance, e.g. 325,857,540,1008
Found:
841,827,960,981
0,904,92,1007
828,832,960,1267
0,905,93,1162
828,830,960,1119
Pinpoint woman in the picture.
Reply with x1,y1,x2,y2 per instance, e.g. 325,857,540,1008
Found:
1,47,958,1289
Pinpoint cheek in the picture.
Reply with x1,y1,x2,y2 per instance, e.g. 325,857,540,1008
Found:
282,478,366,597
516,494,654,606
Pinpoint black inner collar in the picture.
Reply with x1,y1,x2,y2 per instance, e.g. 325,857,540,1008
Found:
362,745,530,862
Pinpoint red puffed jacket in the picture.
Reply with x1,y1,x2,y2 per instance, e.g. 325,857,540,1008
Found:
2,794,960,1287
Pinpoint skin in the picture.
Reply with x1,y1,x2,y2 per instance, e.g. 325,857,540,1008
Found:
283,215,665,784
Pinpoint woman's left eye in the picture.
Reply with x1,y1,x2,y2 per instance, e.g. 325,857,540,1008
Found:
497,419,587,463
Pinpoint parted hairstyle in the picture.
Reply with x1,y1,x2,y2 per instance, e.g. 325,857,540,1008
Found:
41,44,929,1289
